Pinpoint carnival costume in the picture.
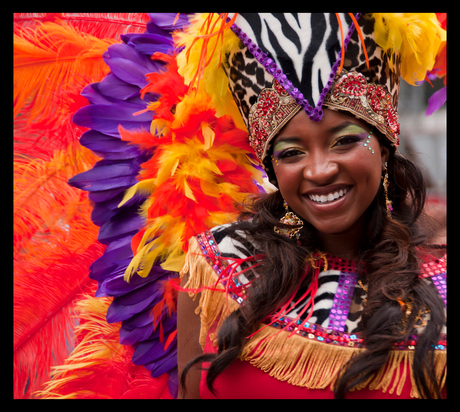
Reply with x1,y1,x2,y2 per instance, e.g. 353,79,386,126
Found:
13,13,446,399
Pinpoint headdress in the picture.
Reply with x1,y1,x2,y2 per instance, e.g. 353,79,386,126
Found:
178,13,445,171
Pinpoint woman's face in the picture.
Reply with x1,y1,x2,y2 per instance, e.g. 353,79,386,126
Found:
271,108,389,236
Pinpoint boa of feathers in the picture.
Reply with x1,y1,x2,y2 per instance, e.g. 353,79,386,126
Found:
120,51,263,277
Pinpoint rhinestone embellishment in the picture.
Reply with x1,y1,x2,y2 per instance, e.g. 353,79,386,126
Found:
324,69,401,147
248,79,301,163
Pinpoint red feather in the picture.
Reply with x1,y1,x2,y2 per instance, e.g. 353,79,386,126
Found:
14,243,105,398
13,14,132,398
36,295,173,399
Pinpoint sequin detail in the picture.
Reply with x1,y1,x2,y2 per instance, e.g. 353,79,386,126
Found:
419,253,447,307
328,270,358,332
270,317,446,351
323,69,400,146
248,79,301,163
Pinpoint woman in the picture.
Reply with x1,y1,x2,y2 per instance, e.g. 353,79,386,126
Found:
176,13,446,399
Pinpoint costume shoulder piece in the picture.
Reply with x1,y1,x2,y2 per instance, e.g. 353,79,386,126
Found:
181,227,447,398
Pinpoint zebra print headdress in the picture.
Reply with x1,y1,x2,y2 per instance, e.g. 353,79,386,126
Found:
222,13,405,165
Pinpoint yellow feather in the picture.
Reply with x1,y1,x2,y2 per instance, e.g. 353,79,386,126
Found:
202,122,216,151
174,13,247,131
369,13,446,85
127,218,186,279
183,180,197,202
124,243,152,280
117,178,156,208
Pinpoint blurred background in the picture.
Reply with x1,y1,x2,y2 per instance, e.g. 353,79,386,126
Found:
398,78,446,242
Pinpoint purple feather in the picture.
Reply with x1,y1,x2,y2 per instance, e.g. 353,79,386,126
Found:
426,86,447,116
68,13,193,397
72,102,152,136
106,286,162,323
98,73,142,101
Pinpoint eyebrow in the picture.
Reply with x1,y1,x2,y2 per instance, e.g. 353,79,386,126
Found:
327,121,365,134
272,136,303,145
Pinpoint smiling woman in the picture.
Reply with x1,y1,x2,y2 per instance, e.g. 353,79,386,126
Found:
271,111,388,249
173,13,446,399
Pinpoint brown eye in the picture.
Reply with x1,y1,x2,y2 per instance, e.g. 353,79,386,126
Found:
278,148,304,159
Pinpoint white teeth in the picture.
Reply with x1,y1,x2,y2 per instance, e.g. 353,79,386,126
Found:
309,187,349,204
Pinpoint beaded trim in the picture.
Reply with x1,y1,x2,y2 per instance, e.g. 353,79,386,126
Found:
248,79,301,163
228,13,360,122
323,69,400,146
196,231,249,305
270,316,447,352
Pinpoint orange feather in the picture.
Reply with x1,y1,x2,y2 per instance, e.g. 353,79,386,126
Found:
14,13,150,39
14,21,116,122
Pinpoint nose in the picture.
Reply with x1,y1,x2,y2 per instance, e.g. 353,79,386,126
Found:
303,152,339,185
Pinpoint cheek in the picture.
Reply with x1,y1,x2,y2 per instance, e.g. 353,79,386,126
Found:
348,154,382,201
273,164,303,197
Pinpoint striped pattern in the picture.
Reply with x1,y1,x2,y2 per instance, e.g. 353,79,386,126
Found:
231,13,353,108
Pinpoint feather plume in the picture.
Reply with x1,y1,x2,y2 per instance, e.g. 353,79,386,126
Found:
14,245,104,399
14,13,150,41
14,143,105,398
14,21,116,123
120,54,263,276
14,144,99,253
369,13,446,85
36,294,172,399
174,13,246,129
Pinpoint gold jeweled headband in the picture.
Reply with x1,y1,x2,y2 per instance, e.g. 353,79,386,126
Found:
247,69,401,166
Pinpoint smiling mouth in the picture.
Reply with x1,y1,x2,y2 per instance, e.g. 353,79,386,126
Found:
307,186,350,204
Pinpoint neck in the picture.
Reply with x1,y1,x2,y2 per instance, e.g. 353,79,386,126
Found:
315,219,365,261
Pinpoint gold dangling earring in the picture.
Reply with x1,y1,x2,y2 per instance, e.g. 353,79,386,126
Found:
274,200,304,239
382,162,393,218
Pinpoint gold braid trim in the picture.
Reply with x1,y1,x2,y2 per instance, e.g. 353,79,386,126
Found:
179,237,239,349
180,237,447,398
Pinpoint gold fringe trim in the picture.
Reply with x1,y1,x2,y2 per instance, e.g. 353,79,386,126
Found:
240,326,363,390
240,325,446,397
180,237,447,398
180,237,239,348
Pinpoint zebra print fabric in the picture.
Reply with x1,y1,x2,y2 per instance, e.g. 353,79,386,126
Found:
230,13,354,110
207,222,366,334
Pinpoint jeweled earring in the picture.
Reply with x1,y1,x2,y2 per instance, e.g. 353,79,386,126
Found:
274,200,304,239
382,162,393,218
